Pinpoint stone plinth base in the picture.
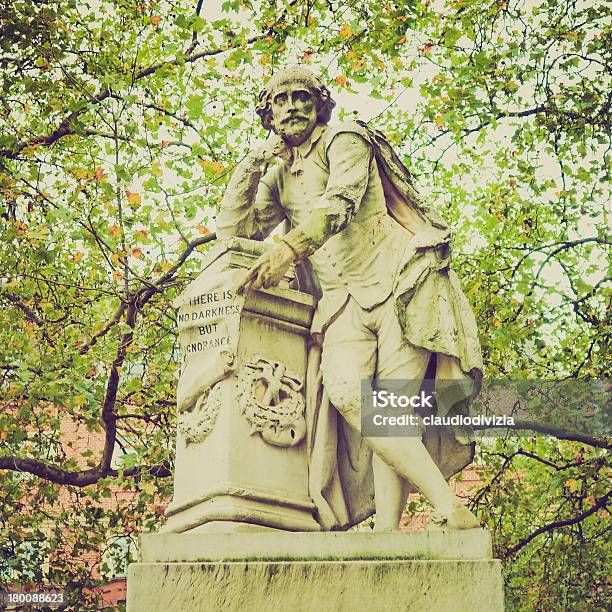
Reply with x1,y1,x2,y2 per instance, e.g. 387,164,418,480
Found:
127,531,504,612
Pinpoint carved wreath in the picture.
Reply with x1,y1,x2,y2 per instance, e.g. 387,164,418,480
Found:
238,356,306,447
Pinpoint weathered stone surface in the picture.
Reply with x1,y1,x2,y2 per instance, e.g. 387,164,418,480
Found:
140,529,493,563
215,67,484,532
128,531,503,611
164,238,319,534
127,558,504,612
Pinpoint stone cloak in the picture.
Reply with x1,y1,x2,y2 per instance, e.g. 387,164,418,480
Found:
305,121,483,530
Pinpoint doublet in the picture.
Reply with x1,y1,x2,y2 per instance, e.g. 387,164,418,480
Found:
217,121,410,333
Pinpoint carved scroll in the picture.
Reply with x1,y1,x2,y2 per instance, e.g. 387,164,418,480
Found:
178,383,223,445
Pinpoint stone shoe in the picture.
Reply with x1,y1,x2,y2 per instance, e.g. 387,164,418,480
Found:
427,507,480,531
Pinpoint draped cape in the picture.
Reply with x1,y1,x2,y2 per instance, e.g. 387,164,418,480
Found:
304,121,483,530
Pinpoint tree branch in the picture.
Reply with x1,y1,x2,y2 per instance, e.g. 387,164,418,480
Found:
98,302,136,474
78,302,127,355
505,491,611,556
0,286,55,346
0,36,264,160
471,420,610,449
134,232,217,307
0,455,172,486
0,234,218,487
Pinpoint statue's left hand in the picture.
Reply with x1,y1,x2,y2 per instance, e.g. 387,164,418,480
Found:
236,242,295,295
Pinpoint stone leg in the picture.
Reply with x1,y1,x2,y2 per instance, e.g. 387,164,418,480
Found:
372,455,411,530
321,297,474,524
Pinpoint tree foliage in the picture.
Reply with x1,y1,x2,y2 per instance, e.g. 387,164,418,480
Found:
0,0,609,609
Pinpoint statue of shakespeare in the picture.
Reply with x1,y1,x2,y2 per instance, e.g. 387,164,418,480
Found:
217,67,483,531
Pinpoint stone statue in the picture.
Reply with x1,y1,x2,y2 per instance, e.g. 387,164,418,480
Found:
216,67,483,531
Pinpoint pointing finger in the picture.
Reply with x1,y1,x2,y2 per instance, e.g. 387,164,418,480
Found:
236,263,261,295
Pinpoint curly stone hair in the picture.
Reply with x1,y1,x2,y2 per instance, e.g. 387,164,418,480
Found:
256,67,336,131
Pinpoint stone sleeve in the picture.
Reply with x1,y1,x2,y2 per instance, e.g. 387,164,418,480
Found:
216,155,286,240
282,133,372,260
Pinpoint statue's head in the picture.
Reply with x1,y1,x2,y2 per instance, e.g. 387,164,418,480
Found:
256,67,336,146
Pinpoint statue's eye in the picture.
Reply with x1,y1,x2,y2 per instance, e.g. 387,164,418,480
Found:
274,93,288,105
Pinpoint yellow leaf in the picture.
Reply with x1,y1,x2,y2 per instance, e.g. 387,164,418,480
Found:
151,162,163,177
197,225,210,235
339,23,352,39
140,481,155,495
70,251,83,264
335,75,348,87
132,247,144,259
109,225,121,238
434,114,443,127
198,158,224,175
94,167,106,182
150,15,161,26
565,478,578,492
22,145,39,158
126,191,142,206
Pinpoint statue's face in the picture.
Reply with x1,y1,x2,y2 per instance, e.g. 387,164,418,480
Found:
269,82,318,146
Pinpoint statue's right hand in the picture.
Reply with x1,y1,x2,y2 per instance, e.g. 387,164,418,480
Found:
250,135,289,164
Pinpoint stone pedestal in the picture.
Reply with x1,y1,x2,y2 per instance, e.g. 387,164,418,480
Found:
162,238,319,533
127,531,504,612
